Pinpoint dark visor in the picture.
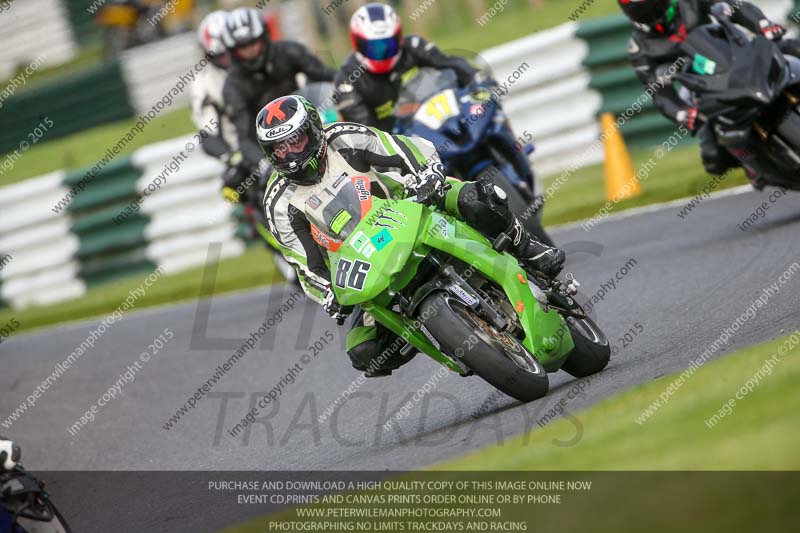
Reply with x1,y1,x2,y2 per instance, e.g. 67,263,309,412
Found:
356,35,400,61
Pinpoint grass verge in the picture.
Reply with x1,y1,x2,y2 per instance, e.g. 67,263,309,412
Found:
0,246,281,335
421,0,621,53
542,142,748,226
438,332,800,470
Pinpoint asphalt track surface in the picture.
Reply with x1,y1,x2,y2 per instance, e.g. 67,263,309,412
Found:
2,186,799,531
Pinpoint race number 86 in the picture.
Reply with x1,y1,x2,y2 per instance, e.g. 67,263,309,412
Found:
335,259,371,291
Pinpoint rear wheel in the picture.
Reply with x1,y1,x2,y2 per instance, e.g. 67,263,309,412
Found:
419,292,549,402
478,166,554,246
560,315,611,378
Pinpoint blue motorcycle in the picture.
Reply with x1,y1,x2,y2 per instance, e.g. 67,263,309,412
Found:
394,68,552,245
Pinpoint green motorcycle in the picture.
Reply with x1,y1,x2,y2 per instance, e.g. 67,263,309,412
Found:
310,176,610,401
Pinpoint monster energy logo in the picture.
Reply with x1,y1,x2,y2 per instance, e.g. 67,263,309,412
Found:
373,208,407,230
308,158,319,170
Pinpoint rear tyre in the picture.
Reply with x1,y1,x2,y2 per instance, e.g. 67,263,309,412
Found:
560,315,611,378
419,292,549,402
479,166,555,246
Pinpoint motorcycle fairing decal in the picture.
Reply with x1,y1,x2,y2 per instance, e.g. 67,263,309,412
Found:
692,54,717,75
334,258,372,291
371,228,393,250
350,230,377,258
372,207,408,229
415,90,460,131
434,215,454,240
450,284,478,307
420,325,441,350
469,104,487,117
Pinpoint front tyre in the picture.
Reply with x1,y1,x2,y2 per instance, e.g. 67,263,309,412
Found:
419,292,549,402
560,315,611,378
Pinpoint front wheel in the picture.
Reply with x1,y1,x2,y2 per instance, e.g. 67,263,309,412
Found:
419,292,549,402
560,315,611,378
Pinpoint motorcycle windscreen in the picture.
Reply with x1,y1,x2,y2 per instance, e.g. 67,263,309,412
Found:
681,25,783,104
682,26,733,76
396,67,459,119
306,176,373,252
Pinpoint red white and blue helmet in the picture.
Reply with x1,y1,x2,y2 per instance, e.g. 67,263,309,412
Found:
349,3,403,74
197,11,229,69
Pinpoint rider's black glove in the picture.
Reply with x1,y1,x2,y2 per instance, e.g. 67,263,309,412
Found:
405,161,449,205
323,288,353,325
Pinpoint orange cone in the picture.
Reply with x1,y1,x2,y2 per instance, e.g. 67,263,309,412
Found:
601,112,640,201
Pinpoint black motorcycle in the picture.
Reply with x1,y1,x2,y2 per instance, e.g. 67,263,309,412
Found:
1,467,71,533
675,4,800,185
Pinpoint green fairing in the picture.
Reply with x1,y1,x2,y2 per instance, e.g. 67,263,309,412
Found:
327,196,574,374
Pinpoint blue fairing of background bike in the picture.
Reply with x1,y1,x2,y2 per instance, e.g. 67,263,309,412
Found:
397,87,530,187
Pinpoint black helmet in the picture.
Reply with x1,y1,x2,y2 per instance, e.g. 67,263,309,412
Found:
618,0,680,33
256,95,327,185
221,7,270,73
